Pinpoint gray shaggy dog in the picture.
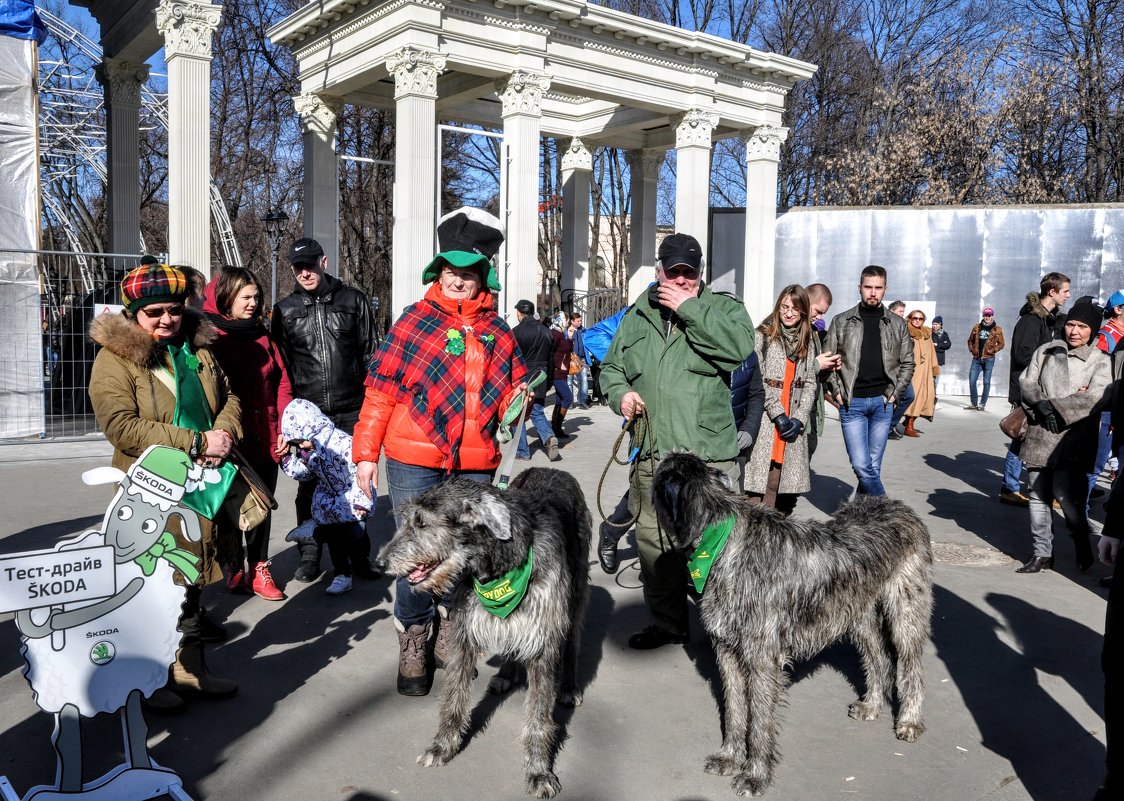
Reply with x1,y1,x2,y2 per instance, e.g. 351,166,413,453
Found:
377,467,591,799
651,452,933,798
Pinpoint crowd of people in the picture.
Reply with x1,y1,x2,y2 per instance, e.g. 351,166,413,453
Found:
84,212,1124,799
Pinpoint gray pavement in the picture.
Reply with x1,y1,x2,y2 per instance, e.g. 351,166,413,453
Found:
0,397,1112,801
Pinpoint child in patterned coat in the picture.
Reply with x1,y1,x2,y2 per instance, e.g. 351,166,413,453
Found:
280,399,373,595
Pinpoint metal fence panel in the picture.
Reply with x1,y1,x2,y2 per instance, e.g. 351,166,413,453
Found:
2,249,139,441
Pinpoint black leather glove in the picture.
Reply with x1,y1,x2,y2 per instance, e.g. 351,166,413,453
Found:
1031,400,1062,433
773,413,800,441
781,419,804,443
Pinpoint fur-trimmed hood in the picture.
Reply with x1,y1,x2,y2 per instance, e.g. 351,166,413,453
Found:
1019,292,1055,322
89,309,218,370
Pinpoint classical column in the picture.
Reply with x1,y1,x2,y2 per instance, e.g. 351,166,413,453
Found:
625,148,664,302
97,59,149,257
673,108,718,247
294,93,342,278
156,0,221,274
388,47,445,314
742,124,788,322
496,70,550,314
560,138,592,299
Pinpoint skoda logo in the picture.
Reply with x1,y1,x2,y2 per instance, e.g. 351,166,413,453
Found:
89,641,116,666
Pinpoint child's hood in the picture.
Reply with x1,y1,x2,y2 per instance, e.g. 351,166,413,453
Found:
280,399,334,445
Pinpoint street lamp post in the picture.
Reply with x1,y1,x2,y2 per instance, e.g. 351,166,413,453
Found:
261,208,289,307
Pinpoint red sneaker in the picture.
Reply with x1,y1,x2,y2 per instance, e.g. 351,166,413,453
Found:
250,562,285,601
226,564,248,594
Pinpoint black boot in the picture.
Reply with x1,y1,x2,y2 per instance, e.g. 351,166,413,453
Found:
1075,532,1095,572
294,540,323,583
552,406,571,439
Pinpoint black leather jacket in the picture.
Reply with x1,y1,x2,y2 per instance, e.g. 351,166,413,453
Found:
271,273,377,416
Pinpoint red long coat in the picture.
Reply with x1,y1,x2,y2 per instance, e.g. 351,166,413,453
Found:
203,282,293,469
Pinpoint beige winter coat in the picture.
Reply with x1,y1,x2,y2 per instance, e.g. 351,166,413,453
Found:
88,310,243,583
743,335,819,495
1019,340,1111,471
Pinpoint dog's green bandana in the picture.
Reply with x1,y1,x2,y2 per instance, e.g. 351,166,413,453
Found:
473,547,533,618
687,516,735,594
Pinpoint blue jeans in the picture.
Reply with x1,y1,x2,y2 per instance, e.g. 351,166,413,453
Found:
517,400,555,458
384,459,494,627
891,384,914,429
553,378,573,409
1004,439,1024,493
968,358,995,407
1088,411,1115,509
569,367,589,406
839,395,894,496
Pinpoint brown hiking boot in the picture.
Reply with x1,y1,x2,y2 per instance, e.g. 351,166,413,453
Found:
171,644,238,699
395,619,431,696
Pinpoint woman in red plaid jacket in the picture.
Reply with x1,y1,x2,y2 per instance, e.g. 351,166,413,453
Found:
353,208,528,696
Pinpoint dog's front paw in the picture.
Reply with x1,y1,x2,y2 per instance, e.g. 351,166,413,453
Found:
527,771,561,799
847,700,882,721
895,720,925,742
417,743,454,767
704,753,739,776
556,686,583,707
731,771,770,797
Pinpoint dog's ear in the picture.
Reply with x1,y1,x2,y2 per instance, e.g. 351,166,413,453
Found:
459,494,513,541
651,469,686,544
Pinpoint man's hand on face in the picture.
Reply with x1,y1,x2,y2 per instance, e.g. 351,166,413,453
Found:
657,282,697,314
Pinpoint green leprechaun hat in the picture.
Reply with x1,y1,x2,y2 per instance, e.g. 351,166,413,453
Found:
125,446,190,511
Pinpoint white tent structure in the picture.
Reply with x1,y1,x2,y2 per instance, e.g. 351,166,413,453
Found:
269,0,815,319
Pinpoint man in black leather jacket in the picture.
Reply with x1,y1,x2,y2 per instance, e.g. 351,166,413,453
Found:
271,237,378,582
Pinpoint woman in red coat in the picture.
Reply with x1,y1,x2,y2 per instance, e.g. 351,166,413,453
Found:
203,266,293,601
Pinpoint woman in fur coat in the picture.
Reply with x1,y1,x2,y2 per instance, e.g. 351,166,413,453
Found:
1016,297,1112,574
902,310,939,436
88,263,243,709
744,284,820,515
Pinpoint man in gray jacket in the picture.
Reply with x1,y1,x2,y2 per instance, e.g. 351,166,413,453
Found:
823,265,915,496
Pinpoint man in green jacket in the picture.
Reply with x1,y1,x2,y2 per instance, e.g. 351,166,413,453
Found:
600,233,755,649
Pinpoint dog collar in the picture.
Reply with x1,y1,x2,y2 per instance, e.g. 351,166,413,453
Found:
687,516,735,594
473,547,533,618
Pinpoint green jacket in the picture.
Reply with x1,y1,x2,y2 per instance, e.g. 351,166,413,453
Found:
600,284,755,461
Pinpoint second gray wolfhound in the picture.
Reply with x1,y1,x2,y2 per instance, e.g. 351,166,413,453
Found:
651,451,933,797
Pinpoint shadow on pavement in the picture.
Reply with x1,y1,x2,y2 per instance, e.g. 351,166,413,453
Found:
932,585,1104,801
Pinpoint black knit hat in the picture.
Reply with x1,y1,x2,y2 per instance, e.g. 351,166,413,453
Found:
1067,296,1104,336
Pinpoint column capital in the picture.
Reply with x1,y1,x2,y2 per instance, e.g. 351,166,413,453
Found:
741,124,789,161
96,58,150,106
294,93,343,132
386,47,447,99
156,1,222,59
673,108,719,149
495,71,551,117
626,148,665,181
561,138,593,172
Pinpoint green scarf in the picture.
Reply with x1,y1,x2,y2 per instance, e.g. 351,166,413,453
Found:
473,547,533,618
687,516,736,594
167,342,236,520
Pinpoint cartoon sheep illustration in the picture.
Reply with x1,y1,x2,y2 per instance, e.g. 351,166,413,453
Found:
7,445,203,801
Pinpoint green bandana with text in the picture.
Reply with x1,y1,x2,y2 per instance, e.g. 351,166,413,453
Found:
473,547,533,618
687,516,736,594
